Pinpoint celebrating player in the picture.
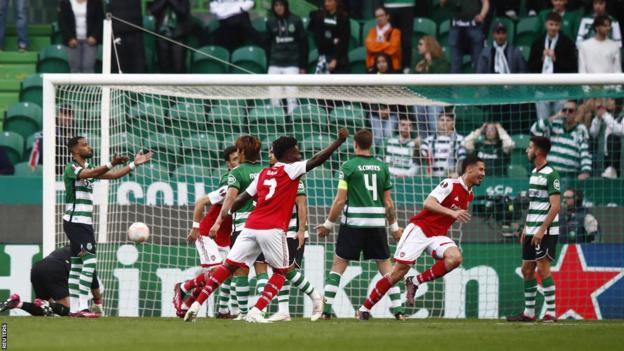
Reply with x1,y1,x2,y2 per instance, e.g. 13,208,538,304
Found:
174,146,239,318
356,155,485,320
253,148,322,322
317,129,405,320
176,136,263,319
0,246,102,317
63,136,152,316
507,136,560,322
184,129,348,323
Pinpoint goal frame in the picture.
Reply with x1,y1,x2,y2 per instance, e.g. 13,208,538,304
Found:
42,72,624,256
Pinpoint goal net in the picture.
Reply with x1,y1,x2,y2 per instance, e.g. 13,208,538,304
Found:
43,74,624,320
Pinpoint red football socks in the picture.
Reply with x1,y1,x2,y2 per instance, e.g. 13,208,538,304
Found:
195,265,232,305
416,260,449,284
363,274,393,310
254,272,286,311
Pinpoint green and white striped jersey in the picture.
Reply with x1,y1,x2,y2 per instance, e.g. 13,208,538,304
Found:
530,118,592,176
384,0,414,7
339,156,392,228
384,137,419,177
63,160,96,225
286,180,308,239
227,162,263,232
525,164,560,236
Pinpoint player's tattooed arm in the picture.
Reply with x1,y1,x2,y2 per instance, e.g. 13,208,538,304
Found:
230,191,253,214
384,190,402,240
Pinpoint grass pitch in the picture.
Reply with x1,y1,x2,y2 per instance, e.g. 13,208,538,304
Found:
2,317,623,351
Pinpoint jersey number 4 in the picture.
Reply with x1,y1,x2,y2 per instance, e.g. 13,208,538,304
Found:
364,174,378,201
263,178,277,200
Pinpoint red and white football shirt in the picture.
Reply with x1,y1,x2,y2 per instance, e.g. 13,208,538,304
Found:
244,160,307,232
199,185,232,247
410,176,474,237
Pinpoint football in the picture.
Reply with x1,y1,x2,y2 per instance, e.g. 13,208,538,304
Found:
127,222,150,243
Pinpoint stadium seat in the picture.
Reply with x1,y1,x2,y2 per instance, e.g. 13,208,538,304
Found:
247,106,287,137
231,46,266,74
487,17,516,45
0,131,24,165
431,2,451,24
252,16,268,33
222,134,239,150
4,102,42,140
190,45,230,74
111,132,144,155
14,161,42,177
515,17,538,47
350,18,361,50
301,134,333,159
290,104,329,141
147,133,180,168
348,47,367,73
517,45,530,62
508,164,528,178
19,74,43,106
51,21,63,45
128,102,167,137
207,104,247,135
179,133,221,168
512,134,530,149
438,20,450,46
168,101,207,137
453,105,484,135
37,45,70,73
412,17,437,49
329,104,366,135
306,166,333,180
173,163,213,184
308,48,319,73
132,162,170,184
362,19,376,41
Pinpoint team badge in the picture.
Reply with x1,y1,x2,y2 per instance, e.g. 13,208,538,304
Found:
288,24,295,32
227,175,236,185
553,179,560,191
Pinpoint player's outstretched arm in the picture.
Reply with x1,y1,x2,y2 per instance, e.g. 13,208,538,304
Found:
424,196,471,223
305,128,349,172
99,151,153,180
77,154,128,179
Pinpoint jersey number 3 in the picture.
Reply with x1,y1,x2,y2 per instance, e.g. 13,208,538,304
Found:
263,178,277,200
364,174,378,201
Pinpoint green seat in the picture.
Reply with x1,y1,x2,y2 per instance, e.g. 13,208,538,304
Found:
515,17,538,46
453,105,484,135
37,45,70,73
301,134,333,159
14,161,42,176
512,134,530,149
252,16,268,33
132,162,170,183
488,17,516,45
306,166,333,180
348,47,367,73
362,19,376,41
308,48,319,73
222,134,240,150
0,131,24,165
349,18,361,50
74,104,102,131
431,2,452,24
191,45,230,74
173,163,213,184
508,164,528,178
147,133,180,168
51,22,63,45
247,106,286,137
127,102,166,137
179,133,221,168
412,17,437,49
169,101,207,137
438,20,450,46
329,105,366,135
517,45,530,62
290,104,329,141
111,132,144,155
207,104,247,135
231,46,266,74
260,133,282,152
24,132,39,159
19,74,43,106
4,102,42,140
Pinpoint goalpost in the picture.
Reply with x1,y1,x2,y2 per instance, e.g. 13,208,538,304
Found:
43,73,624,319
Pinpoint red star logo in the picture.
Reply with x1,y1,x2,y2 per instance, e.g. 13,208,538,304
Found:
536,245,623,320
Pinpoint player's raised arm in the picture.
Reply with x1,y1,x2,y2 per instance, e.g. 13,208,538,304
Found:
98,151,153,180
305,128,349,171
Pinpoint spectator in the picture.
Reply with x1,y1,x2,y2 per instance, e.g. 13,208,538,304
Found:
150,0,192,74
463,122,514,176
370,104,398,148
368,52,396,74
384,117,419,177
535,0,581,40
364,6,401,72
529,12,577,120
59,0,104,73
530,100,592,180
106,0,146,73
0,0,27,51
0,148,14,175
209,0,263,52
578,15,622,73
589,99,624,178
383,0,414,72
559,189,600,243
309,0,350,74
414,35,450,74
420,112,466,177
266,0,307,114
443,0,490,73
576,0,621,47
476,21,528,74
